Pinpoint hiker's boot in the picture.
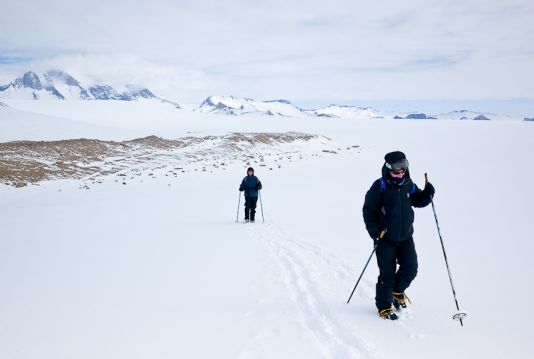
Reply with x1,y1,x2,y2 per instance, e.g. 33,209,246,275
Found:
393,291,411,310
378,307,398,320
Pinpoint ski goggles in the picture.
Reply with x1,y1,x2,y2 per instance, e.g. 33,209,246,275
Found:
385,159,409,172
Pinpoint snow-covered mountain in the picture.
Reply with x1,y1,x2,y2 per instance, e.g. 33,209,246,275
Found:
198,98,509,121
197,95,306,117
0,71,180,107
434,109,518,121
393,113,437,119
2,74,525,121
306,105,384,119
0,71,61,100
196,98,521,121
197,97,389,119
389,109,523,121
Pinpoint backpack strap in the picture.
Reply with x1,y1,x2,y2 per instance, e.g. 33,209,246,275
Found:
379,178,386,214
380,178,386,193
410,183,416,195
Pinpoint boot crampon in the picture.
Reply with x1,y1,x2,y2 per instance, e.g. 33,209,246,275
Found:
379,307,398,320
393,291,412,310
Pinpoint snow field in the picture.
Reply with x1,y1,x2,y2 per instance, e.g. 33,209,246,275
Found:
1,101,533,358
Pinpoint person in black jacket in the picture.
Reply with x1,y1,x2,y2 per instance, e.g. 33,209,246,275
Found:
239,167,262,222
362,151,435,320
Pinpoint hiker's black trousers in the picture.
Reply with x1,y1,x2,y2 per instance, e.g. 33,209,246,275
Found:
375,237,418,310
244,196,258,220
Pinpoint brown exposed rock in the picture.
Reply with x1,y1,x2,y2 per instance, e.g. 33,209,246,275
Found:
0,132,319,186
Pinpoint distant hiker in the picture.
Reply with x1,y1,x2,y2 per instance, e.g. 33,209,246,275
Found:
239,167,262,222
362,151,435,320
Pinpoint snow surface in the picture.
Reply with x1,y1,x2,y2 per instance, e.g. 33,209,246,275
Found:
0,104,131,141
1,100,534,358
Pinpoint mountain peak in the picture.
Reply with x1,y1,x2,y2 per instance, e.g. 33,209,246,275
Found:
21,71,43,90
127,87,156,99
200,95,219,107
405,113,436,119
310,104,381,119
0,70,176,106
265,99,291,105
198,95,304,117
44,70,80,86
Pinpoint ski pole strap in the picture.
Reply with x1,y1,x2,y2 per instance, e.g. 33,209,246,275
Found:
379,230,386,239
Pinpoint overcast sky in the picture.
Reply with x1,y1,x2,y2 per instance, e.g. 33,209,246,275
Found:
1,0,533,115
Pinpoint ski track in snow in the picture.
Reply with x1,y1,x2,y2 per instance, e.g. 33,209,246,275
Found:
245,221,384,359
271,226,425,341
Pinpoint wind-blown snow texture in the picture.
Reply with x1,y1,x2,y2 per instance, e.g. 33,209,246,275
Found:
0,100,533,359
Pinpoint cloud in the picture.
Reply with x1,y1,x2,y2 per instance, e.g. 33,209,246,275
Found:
0,0,533,107
0,56,33,65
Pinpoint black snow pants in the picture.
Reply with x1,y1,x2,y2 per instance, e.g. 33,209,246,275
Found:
244,196,258,220
375,237,418,310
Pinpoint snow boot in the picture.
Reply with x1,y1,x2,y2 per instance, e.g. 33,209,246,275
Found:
393,291,411,310
378,307,398,320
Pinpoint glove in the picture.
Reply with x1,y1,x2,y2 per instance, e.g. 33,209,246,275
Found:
373,229,386,247
424,182,435,196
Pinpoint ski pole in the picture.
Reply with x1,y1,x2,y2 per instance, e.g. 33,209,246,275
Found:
259,190,265,223
236,191,241,222
425,173,467,326
347,230,385,304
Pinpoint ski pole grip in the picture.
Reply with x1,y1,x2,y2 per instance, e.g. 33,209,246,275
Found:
424,173,429,185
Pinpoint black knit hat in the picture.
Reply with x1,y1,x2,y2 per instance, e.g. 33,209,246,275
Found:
247,167,254,173
384,151,406,166
384,151,410,173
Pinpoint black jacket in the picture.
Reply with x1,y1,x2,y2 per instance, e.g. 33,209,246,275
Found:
363,166,432,242
239,175,262,197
